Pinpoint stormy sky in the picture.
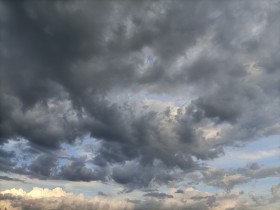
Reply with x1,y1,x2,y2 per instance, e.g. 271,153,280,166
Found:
0,0,280,209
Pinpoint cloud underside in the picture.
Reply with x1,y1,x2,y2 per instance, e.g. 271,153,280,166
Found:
0,0,280,188
1,186,280,210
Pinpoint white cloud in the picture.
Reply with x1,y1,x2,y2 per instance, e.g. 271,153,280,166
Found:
0,187,134,210
1,186,280,210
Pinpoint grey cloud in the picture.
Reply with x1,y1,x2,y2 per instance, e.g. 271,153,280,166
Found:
28,154,57,178
97,191,108,197
200,167,250,192
0,148,16,172
249,166,280,179
59,157,108,182
0,148,15,158
175,189,184,194
111,160,184,189
143,192,173,199
0,175,24,183
248,162,260,170
237,165,280,180
1,0,280,189
271,184,280,197
249,192,265,205
0,0,127,148
199,165,280,193
135,200,210,210
194,93,241,124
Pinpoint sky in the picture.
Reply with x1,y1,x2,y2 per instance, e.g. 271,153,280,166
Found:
0,0,280,209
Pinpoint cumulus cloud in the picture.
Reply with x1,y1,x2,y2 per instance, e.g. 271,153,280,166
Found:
59,157,108,182
0,187,134,210
2,187,280,210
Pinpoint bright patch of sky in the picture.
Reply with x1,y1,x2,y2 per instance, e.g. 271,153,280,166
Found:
206,135,280,169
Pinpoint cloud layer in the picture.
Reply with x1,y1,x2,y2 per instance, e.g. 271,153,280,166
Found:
1,186,280,210
0,0,280,191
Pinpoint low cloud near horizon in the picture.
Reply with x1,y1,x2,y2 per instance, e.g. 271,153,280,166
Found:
1,186,280,210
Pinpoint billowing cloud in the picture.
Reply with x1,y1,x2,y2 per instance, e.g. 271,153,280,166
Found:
1,187,280,210
0,0,280,191
0,187,134,210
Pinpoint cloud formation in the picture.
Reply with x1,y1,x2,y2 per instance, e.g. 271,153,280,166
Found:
0,0,280,190
0,187,134,210
1,187,280,210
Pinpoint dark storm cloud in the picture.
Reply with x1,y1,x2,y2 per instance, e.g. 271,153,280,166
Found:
194,94,241,124
0,148,16,172
59,157,108,182
28,154,57,177
111,160,184,189
1,0,280,188
0,0,108,148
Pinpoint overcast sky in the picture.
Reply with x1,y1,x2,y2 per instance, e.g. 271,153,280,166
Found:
0,1,280,210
